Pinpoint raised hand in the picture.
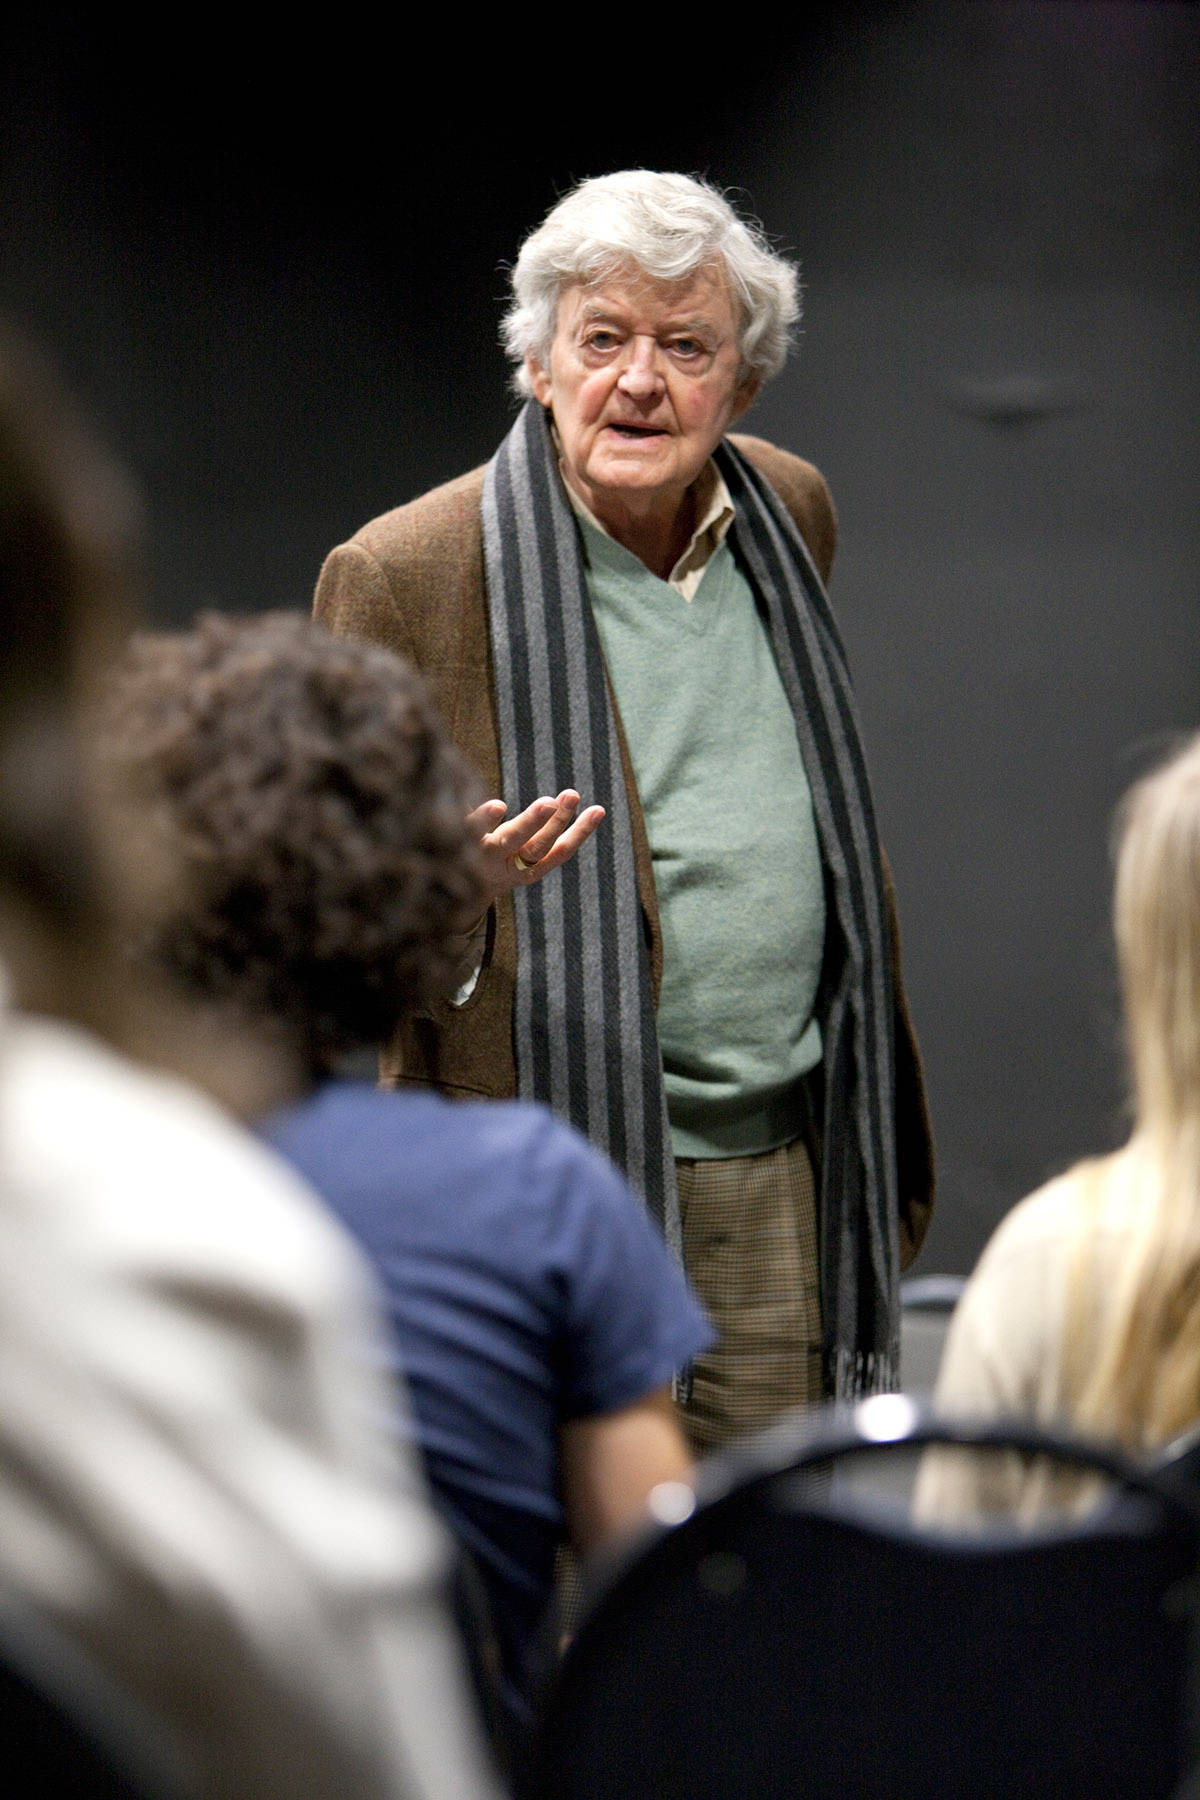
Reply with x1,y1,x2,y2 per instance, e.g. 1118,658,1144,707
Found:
467,789,606,910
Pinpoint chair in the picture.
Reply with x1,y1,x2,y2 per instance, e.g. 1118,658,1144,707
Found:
1159,1419,1200,1492
899,1272,965,1395
447,1544,516,1781
0,1588,192,1797
527,1397,1200,1800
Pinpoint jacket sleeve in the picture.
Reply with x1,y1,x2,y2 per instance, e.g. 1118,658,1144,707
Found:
311,480,518,1102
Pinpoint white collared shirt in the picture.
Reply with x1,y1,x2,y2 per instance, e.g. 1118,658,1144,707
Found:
561,457,736,601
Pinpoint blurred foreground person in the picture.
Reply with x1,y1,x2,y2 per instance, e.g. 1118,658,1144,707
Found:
920,733,1200,1514
103,610,711,1751
0,328,502,1799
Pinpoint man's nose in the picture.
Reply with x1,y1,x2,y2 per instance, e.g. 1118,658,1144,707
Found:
617,336,664,399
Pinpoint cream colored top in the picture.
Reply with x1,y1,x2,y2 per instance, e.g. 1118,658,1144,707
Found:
916,1159,1136,1520
0,1004,501,1800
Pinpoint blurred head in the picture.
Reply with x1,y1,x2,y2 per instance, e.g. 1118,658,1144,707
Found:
1114,732,1200,1143
104,611,488,1074
0,322,142,949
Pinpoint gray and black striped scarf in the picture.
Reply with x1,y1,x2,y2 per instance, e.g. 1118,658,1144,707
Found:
481,400,899,1398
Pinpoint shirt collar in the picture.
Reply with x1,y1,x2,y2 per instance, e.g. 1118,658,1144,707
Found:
556,448,735,596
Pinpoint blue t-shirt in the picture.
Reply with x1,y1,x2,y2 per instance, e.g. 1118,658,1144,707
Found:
260,1081,712,1720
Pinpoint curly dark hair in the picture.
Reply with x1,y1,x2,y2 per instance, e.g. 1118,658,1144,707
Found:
104,610,488,1066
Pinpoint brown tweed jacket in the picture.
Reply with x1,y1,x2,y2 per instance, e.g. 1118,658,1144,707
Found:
313,432,934,1267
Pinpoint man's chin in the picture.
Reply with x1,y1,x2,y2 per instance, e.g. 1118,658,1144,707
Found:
584,455,680,497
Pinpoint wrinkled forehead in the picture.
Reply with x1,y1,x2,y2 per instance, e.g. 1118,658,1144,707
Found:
554,257,743,332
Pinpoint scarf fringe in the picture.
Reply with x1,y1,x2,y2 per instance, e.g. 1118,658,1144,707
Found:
830,1344,901,1403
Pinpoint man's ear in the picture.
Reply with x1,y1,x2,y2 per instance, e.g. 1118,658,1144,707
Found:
527,355,553,408
730,374,761,422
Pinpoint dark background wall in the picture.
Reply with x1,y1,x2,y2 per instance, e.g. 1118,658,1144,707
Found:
2,2,1196,1275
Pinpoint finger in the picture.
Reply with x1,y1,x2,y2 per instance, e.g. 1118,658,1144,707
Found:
511,790,585,864
483,796,559,857
466,798,508,836
520,805,606,874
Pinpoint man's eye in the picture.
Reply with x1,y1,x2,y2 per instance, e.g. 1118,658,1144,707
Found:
671,338,703,358
585,331,618,351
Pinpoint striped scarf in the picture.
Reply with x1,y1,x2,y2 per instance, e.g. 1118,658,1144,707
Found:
481,401,899,1398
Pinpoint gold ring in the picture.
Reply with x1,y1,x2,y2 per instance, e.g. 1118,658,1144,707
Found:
513,851,535,872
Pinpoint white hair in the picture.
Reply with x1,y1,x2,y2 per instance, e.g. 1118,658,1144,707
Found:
501,170,801,399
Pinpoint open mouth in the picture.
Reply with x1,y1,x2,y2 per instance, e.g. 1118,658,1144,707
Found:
607,423,666,440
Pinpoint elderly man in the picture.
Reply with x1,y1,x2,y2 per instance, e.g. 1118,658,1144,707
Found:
315,170,934,1448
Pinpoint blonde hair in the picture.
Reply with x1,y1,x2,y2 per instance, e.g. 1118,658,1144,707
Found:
1066,734,1200,1446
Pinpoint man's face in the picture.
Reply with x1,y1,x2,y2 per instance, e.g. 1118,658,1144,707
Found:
526,262,759,526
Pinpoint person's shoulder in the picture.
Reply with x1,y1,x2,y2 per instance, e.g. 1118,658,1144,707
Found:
728,432,827,498
296,1081,554,1152
2,1015,366,1307
726,432,837,582
445,1095,626,1194
993,1166,1094,1249
346,465,488,568
315,464,490,650
275,1083,612,1202
965,1166,1099,1301
423,1095,646,1238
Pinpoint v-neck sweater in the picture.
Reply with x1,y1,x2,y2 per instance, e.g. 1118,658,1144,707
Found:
581,515,825,1159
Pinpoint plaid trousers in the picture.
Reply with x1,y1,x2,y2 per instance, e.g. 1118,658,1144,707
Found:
675,1135,823,1455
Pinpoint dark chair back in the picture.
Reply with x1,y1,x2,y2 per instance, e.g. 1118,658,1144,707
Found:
447,1544,517,1781
0,1590,192,1797
528,1399,1200,1800
1159,1419,1200,1492
899,1273,965,1395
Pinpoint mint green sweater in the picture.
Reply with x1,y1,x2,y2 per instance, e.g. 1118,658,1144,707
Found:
581,518,825,1158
